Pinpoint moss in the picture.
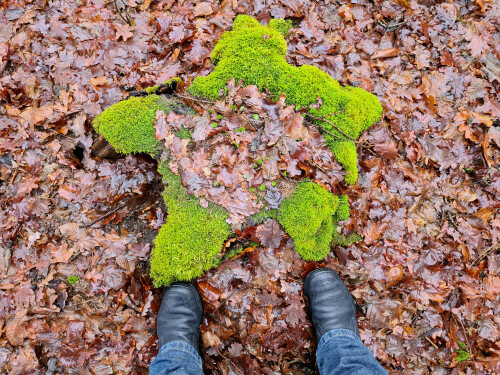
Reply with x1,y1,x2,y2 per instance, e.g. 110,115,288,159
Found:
145,86,160,94
335,195,350,221
331,141,358,185
250,208,279,225
93,95,175,155
145,77,182,94
278,182,340,260
331,232,362,247
224,245,244,259
187,15,383,184
176,126,192,140
455,342,470,363
150,162,232,287
268,18,293,37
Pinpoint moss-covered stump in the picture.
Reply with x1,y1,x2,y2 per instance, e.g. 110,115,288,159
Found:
92,15,382,287
188,15,382,185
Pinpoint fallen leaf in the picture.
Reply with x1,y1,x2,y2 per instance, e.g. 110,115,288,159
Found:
89,76,108,86
371,48,401,59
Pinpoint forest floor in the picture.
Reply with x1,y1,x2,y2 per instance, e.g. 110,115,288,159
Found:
0,0,499,374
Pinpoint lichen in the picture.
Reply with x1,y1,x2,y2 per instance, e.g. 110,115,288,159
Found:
187,15,383,184
150,162,232,287
278,182,340,260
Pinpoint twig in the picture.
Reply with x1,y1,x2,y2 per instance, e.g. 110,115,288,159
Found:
211,289,238,314
307,160,328,174
472,241,500,266
455,315,472,356
425,336,439,349
128,81,179,97
304,120,343,141
377,17,407,33
305,114,357,142
113,0,133,26
418,327,440,339
83,202,127,228
124,294,141,313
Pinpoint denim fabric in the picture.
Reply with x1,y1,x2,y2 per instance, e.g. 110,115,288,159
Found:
149,341,203,375
150,330,388,375
316,329,388,375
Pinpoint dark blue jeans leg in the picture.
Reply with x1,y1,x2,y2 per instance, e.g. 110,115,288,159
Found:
149,341,203,375
316,329,388,375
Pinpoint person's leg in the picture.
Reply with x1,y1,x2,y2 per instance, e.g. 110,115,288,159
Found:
149,341,203,375
304,268,388,375
149,283,204,375
316,329,387,375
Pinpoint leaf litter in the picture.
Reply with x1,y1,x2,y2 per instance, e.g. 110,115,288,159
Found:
0,0,499,373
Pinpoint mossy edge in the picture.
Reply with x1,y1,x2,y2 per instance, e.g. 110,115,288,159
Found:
150,162,232,287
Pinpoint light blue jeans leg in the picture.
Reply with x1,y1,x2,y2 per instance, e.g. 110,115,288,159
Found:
316,329,388,375
149,341,203,375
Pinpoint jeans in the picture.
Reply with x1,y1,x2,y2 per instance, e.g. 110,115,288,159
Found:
149,329,388,375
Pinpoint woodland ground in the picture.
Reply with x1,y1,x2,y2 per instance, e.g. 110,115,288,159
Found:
0,0,499,374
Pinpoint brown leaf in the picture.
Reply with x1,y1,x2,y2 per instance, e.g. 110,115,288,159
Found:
21,106,53,125
115,23,134,41
50,242,74,264
5,310,28,346
371,48,401,59
466,35,489,57
202,331,222,347
373,141,399,159
256,219,285,248
194,2,213,17
386,266,404,285
217,167,237,187
89,76,108,86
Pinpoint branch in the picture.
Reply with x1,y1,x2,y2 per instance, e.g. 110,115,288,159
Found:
472,241,500,266
305,113,357,143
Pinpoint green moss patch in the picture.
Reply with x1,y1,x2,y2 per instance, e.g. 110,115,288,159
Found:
278,182,340,260
188,15,382,184
150,162,232,287
335,194,350,222
93,95,185,156
176,126,192,140
94,95,162,155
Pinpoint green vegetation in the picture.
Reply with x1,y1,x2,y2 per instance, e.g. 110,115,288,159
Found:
67,276,79,285
93,95,173,155
278,182,340,260
150,162,232,287
176,126,192,140
335,195,350,221
250,208,279,225
455,342,470,363
187,14,382,184
269,18,293,37
145,77,182,94
331,232,362,247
